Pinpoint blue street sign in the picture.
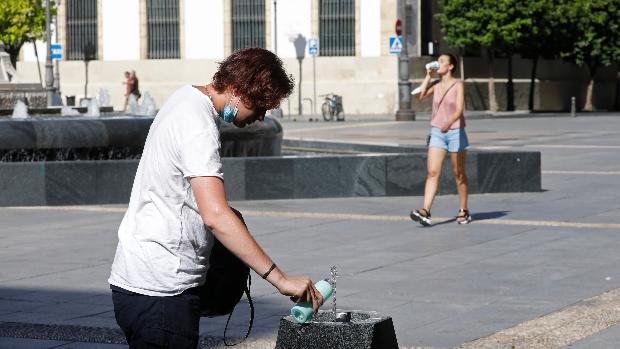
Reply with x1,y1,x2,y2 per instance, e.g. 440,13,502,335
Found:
389,36,402,54
308,38,319,55
51,43,63,60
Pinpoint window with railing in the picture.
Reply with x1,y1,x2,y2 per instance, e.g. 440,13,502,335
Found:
231,0,266,51
66,0,98,60
319,0,355,56
147,0,180,59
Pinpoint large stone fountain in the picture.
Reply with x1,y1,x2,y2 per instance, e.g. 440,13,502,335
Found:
0,115,282,162
0,112,284,205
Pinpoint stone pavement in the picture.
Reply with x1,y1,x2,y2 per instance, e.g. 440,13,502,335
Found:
1,113,620,348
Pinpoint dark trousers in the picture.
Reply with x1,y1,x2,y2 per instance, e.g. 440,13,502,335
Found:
112,288,201,349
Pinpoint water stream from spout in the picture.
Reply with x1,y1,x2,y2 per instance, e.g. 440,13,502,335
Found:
86,98,100,117
330,266,338,318
11,99,28,119
139,91,157,116
128,94,139,114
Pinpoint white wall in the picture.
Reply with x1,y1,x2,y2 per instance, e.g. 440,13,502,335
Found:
16,0,398,114
185,0,224,59
17,55,397,115
22,22,55,62
21,41,47,63
102,0,140,60
273,0,311,58
360,0,381,57
16,41,45,84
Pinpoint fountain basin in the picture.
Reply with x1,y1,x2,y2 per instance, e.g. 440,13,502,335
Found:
275,310,399,349
0,116,541,205
0,115,283,161
0,149,540,206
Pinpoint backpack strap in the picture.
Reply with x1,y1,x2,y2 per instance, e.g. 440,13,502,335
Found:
223,274,254,346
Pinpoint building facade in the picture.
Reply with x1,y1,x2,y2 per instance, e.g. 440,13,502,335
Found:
17,0,617,114
17,0,416,115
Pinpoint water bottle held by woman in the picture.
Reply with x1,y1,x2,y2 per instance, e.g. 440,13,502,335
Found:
425,61,440,71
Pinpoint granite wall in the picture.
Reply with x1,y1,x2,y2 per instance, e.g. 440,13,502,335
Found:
0,150,540,206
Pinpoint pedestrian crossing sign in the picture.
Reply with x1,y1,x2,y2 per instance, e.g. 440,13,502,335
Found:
389,36,403,54
51,43,63,60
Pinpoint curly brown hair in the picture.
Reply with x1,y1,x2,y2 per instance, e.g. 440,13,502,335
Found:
212,48,294,110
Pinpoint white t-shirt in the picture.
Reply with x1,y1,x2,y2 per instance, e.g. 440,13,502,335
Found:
109,85,223,296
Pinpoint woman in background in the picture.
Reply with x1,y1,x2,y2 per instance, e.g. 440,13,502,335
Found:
410,53,472,226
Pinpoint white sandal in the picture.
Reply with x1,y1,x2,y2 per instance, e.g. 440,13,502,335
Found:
456,209,472,224
410,208,432,226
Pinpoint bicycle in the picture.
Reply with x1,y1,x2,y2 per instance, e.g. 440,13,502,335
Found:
320,93,345,121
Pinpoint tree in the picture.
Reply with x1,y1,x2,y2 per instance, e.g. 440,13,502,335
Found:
514,0,564,111
0,0,52,68
615,63,620,110
438,0,531,111
481,0,533,111
559,0,620,110
437,0,495,110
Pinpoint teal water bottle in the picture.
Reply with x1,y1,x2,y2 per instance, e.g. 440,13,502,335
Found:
290,279,333,324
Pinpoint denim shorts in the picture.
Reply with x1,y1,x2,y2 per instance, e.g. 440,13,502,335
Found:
428,127,470,152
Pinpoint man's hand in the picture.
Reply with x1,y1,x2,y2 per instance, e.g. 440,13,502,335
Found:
441,124,451,133
276,274,324,313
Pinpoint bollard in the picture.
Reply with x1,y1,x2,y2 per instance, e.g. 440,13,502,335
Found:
571,96,576,117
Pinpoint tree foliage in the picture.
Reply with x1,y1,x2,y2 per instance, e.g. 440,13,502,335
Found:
439,0,620,67
436,0,483,50
438,0,620,111
438,0,534,111
0,0,53,67
514,0,563,59
438,0,533,54
557,0,620,109
512,0,565,110
559,0,620,72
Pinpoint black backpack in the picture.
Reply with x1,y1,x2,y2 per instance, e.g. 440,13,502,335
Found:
199,207,254,346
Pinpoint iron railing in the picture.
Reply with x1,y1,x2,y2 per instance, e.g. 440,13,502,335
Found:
66,0,98,60
231,0,266,51
319,0,355,56
147,0,180,59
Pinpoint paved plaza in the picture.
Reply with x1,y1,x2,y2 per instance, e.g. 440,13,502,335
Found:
1,112,620,348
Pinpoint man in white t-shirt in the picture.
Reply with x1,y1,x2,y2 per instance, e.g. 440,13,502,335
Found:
109,48,323,348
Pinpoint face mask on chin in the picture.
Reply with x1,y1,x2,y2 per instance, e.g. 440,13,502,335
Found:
221,95,240,123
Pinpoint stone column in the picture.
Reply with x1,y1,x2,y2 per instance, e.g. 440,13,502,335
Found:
395,0,415,121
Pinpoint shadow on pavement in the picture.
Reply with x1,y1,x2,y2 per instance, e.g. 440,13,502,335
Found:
471,211,510,220
431,210,510,226
0,287,288,345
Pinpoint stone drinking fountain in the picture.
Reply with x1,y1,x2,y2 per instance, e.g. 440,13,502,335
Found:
275,266,399,349
276,311,399,349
